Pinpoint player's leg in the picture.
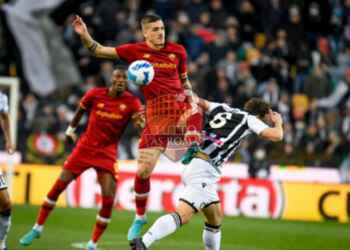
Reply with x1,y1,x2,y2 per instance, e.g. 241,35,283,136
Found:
201,202,223,250
0,183,11,250
19,169,76,246
130,201,196,250
127,147,162,240
86,170,116,250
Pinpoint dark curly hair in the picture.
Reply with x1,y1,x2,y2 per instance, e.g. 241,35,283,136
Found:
244,98,271,118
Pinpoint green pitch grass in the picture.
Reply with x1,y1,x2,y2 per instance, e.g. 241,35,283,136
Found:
9,205,350,250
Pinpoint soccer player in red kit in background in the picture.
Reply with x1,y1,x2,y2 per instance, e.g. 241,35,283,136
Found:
71,13,202,241
19,67,144,250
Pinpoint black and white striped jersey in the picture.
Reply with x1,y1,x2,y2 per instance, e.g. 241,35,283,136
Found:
200,102,269,169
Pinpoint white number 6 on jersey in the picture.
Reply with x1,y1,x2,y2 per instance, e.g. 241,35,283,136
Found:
209,112,232,128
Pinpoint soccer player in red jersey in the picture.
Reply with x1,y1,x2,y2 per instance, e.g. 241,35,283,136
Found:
72,13,203,241
19,67,144,250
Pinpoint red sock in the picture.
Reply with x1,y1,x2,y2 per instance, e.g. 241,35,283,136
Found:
134,175,150,216
36,179,69,225
36,201,55,225
91,222,108,243
91,196,114,243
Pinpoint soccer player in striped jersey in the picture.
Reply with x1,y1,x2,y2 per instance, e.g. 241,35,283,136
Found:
0,91,14,250
130,97,284,250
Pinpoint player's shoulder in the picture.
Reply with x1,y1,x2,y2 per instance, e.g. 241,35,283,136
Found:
126,42,146,49
123,91,140,100
166,42,186,52
116,42,144,50
85,87,107,95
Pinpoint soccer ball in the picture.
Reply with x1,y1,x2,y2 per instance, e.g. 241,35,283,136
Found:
127,60,154,86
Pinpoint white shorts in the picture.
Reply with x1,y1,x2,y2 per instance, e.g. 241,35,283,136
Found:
0,171,7,190
179,182,220,212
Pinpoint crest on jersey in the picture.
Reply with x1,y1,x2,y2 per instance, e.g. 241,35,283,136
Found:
119,104,127,111
97,103,104,108
143,53,151,59
168,53,176,61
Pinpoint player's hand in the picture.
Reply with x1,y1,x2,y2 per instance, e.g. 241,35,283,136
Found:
270,111,283,126
65,126,78,144
72,15,88,36
5,141,14,155
132,111,146,129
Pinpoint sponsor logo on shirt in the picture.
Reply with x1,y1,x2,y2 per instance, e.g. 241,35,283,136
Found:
96,110,122,120
143,53,151,59
119,104,127,111
168,53,176,61
152,62,177,69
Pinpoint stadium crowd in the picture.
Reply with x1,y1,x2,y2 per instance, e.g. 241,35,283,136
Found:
1,0,350,170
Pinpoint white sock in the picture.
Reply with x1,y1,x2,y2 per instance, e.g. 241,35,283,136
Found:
142,213,181,248
87,240,97,247
202,223,221,250
33,223,43,233
135,214,146,221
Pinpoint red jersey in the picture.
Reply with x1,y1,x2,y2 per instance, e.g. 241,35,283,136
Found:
115,42,187,100
77,87,142,158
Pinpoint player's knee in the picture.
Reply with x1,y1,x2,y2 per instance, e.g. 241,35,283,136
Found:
176,210,193,225
99,196,114,218
0,193,11,212
102,188,116,198
212,211,223,226
137,166,152,179
0,200,11,214
101,180,116,197
206,212,223,226
59,169,76,183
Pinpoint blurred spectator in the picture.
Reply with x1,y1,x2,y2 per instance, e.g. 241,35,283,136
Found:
303,64,332,99
314,67,350,110
237,0,262,42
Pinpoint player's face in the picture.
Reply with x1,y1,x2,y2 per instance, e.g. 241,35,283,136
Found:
111,69,127,93
143,20,165,47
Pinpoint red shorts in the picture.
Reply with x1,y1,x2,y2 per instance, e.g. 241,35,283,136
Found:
139,94,202,149
63,145,119,180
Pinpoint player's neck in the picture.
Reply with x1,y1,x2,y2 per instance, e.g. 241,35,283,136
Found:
146,40,164,50
108,89,123,97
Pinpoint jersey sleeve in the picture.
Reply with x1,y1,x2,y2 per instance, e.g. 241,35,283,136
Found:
178,45,188,78
0,93,9,113
247,115,269,135
207,102,221,113
207,102,232,113
80,88,96,110
115,44,136,63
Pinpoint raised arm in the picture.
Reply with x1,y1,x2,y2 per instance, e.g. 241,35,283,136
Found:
259,111,284,142
72,15,118,59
